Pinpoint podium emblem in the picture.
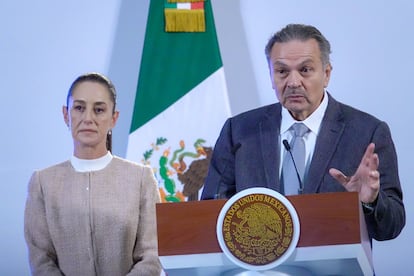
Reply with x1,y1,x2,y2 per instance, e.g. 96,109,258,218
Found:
216,188,300,271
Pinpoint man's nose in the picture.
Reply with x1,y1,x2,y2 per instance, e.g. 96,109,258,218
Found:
287,71,302,88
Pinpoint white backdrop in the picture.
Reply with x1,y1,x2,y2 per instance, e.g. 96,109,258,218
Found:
0,1,411,275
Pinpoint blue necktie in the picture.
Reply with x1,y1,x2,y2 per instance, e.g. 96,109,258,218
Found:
282,123,309,195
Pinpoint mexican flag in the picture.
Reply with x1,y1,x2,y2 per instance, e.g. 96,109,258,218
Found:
126,0,231,202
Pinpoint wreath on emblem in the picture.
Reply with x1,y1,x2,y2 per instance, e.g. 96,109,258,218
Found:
142,137,213,202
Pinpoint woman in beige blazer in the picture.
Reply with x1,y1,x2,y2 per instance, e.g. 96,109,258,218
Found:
24,73,162,276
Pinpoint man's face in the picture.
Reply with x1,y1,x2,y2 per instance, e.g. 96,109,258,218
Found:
268,38,332,120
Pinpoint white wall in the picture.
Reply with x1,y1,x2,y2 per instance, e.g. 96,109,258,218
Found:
0,0,411,275
0,1,121,274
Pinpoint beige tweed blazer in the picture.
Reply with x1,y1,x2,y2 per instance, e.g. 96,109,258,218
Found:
24,156,161,276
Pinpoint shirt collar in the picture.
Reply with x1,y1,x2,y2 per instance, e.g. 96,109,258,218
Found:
281,90,329,135
70,151,113,172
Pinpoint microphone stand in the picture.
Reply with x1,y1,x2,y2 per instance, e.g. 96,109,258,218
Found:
283,139,304,194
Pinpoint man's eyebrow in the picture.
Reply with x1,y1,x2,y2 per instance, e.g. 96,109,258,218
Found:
272,60,287,67
272,58,315,68
298,58,315,65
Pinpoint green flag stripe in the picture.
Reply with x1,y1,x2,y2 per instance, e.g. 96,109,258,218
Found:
130,0,222,133
164,3,176,9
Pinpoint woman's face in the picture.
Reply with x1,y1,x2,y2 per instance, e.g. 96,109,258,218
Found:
63,81,119,157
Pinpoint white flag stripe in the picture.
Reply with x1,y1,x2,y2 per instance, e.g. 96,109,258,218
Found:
176,3,191,10
126,68,230,163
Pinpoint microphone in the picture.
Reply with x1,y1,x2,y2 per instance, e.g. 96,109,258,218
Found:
214,142,241,199
282,139,304,194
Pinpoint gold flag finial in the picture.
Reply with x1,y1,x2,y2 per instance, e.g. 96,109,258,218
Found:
165,0,206,32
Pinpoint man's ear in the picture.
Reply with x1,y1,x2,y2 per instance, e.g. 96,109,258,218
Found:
324,63,333,88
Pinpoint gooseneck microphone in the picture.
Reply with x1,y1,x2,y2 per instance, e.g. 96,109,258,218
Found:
282,139,304,194
214,142,242,199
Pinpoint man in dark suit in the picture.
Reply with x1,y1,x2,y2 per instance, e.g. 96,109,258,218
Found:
201,24,405,241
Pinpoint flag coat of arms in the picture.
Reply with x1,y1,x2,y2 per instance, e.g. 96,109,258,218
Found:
126,0,231,202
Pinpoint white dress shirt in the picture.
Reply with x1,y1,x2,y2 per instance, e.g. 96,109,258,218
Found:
279,91,329,180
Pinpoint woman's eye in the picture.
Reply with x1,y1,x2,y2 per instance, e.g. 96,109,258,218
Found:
74,105,84,111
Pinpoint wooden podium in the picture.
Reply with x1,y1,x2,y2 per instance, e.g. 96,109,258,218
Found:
156,192,373,275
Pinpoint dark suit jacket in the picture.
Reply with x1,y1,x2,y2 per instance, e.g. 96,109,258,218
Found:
201,94,405,241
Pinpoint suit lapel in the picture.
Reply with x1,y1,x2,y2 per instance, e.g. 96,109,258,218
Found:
305,95,345,193
259,104,282,191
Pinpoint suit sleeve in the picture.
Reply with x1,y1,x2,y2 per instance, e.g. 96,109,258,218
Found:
24,171,64,276
127,166,162,276
366,121,405,241
201,119,237,200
